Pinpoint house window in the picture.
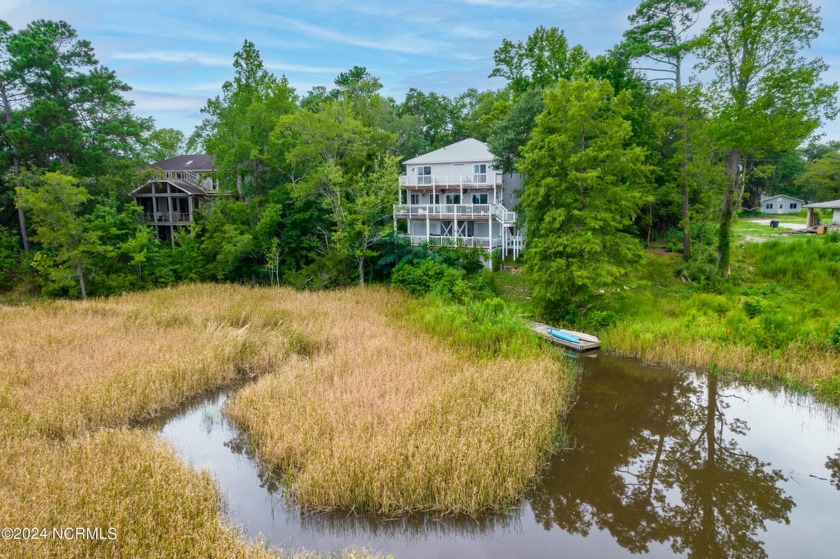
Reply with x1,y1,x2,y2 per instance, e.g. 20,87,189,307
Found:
410,193,420,205
790,203,798,209
765,203,773,209
417,166,432,185
431,194,440,205
472,193,488,204
473,164,487,184
445,194,461,204
466,221,475,237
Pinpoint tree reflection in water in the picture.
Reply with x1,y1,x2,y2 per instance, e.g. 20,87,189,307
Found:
530,355,794,558
828,449,840,491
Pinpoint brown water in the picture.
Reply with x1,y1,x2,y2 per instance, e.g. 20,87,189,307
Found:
159,355,840,558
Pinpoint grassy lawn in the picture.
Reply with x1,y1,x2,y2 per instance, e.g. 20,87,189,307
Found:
488,265,537,316
1,285,573,557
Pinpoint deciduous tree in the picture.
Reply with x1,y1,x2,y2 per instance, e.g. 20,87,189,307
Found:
696,0,838,274
520,79,652,315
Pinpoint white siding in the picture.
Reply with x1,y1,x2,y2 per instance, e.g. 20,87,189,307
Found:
761,195,803,215
404,161,498,186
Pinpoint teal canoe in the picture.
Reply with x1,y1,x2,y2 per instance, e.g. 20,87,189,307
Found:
547,328,581,344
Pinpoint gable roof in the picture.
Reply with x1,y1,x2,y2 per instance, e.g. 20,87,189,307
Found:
130,178,209,196
150,154,214,172
404,138,493,165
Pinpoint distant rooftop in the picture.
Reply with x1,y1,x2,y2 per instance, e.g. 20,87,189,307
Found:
150,154,214,172
803,199,840,209
404,138,493,165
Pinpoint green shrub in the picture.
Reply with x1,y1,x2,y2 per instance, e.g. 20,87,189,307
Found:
392,259,465,297
743,297,764,319
582,309,618,331
829,323,840,351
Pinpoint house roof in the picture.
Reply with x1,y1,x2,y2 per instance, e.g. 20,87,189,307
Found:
130,178,209,196
803,199,840,209
763,194,804,203
404,138,493,165
150,154,214,172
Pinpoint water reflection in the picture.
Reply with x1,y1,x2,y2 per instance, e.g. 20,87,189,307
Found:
158,355,840,558
532,356,795,558
828,449,840,491
222,426,520,540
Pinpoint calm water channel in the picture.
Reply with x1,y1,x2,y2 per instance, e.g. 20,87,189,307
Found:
158,355,840,558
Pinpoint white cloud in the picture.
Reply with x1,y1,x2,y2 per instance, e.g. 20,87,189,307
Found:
278,17,446,55
110,50,342,73
127,90,207,113
451,25,493,40
462,0,582,8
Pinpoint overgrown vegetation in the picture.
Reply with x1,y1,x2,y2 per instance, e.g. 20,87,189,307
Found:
494,234,840,404
226,287,572,515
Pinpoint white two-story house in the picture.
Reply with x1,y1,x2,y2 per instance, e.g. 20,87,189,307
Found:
393,138,524,260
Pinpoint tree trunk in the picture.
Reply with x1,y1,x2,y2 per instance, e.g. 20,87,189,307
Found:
718,149,741,275
675,66,691,260
75,260,87,300
700,372,719,557
1,83,30,251
357,256,365,286
16,204,30,250
682,174,690,258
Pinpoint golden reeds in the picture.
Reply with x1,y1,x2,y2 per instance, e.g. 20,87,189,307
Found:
226,287,571,515
605,324,840,401
1,284,572,556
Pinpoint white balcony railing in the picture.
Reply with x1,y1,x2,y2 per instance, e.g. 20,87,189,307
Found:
394,203,516,224
399,173,502,188
402,234,504,249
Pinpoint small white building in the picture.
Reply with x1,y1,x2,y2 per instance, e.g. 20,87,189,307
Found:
760,194,804,215
803,199,840,227
393,138,524,259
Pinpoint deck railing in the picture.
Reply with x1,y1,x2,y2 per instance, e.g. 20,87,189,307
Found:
143,212,191,224
399,173,502,188
394,203,516,224
402,234,503,249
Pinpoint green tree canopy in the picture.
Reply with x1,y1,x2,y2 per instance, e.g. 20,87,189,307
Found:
696,0,838,272
520,78,652,315
490,26,589,94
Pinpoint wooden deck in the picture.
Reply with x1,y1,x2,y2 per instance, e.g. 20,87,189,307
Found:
530,322,601,352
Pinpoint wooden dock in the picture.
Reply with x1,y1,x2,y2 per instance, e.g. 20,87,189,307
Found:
530,322,601,352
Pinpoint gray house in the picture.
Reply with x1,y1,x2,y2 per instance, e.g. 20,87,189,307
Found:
130,155,218,245
760,194,804,215
393,138,524,260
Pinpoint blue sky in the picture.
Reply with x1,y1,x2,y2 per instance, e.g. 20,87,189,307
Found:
2,0,839,141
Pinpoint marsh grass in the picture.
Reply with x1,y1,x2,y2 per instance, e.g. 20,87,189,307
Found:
2,284,569,556
0,284,409,557
226,288,572,515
